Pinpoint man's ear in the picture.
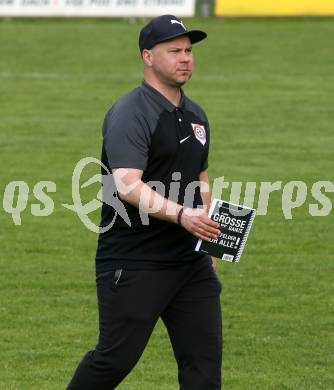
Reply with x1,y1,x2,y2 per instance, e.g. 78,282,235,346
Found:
142,49,153,67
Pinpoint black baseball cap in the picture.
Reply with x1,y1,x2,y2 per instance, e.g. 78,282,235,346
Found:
139,14,207,53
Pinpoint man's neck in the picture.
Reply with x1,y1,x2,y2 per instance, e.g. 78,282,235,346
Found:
144,78,182,107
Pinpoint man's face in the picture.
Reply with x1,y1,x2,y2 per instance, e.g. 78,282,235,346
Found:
149,35,193,87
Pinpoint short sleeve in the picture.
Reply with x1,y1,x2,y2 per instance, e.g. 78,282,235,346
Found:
201,118,210,171
201,157,209,171
102,105,151,170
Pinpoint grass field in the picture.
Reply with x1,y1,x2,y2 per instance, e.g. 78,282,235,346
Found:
1,16,334,389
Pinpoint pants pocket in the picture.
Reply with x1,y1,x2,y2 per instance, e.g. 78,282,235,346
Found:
96,269,124,289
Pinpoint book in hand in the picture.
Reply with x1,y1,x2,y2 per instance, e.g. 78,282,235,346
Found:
195,199,256,263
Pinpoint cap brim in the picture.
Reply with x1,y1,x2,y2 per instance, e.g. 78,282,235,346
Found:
151,30,207,48
187,30,207,44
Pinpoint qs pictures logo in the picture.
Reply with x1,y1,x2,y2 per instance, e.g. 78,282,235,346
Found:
62,157,131,233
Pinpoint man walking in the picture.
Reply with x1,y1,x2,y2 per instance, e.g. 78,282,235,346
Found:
67,14,223,389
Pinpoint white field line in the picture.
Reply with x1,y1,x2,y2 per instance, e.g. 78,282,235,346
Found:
0,71,233,81
0,71,143,81
1,71,332,84
0,116,98,123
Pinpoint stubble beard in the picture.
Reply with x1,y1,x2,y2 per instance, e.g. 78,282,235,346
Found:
168,71,193,88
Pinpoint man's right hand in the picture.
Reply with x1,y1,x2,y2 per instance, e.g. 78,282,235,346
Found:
180,208,220,241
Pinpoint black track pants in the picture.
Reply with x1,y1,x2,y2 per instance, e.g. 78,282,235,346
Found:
67,259,223,390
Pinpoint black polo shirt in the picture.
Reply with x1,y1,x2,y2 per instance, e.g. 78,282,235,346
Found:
96,81,211,272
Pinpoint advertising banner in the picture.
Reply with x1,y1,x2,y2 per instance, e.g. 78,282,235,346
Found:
0,0,195,17
215,0,334,17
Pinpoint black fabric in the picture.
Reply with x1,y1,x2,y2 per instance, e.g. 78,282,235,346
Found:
67,258,222,390
139,14,207,53
96,82,211,272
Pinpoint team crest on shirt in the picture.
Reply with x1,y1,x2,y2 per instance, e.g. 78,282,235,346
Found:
191,123,206,146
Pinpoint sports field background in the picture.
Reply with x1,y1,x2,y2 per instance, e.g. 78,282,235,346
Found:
0,17,333,389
